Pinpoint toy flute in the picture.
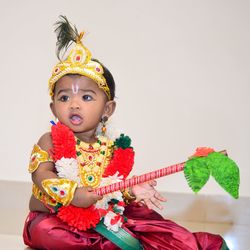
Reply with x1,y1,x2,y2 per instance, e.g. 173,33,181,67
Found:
95,148,239,199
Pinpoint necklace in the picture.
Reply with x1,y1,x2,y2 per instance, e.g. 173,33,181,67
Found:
51,122,135,231
75,136,114,188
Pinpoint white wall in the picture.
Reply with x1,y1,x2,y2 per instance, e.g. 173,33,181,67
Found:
0,0,249,197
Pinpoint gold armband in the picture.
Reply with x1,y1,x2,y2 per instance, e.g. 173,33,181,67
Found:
32,184,60,207
122,188,136,205
42,178,77,206
28,144,53,173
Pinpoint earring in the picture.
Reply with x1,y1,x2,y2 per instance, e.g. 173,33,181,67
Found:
101,116,108,135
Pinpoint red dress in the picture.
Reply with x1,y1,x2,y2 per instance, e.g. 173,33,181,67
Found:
23,202,227,250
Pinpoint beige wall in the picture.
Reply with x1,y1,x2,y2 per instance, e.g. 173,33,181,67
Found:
0,0,249,197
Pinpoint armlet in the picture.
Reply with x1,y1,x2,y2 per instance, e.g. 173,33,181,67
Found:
28,144,53,173
42,178,77,206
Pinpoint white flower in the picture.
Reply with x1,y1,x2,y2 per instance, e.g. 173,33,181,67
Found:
103,211,123,232
96,120,121,141
55,157,81,185
95,172,124,210
114,203,125,214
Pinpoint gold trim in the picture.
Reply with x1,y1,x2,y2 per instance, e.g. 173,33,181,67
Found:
32,184,59,207
42,178,77,206
28,144,53,173
122,188,136,205
49,40,111,100
76,136,114,188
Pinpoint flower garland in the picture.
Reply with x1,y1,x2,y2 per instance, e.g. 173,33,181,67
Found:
51,122,134,231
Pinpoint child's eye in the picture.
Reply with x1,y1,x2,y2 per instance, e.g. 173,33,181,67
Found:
82,95,93,101
59,95,69,102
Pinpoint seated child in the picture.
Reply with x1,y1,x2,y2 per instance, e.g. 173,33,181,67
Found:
23,16,229,250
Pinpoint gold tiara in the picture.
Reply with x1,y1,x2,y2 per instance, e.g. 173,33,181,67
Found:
48,32,111,100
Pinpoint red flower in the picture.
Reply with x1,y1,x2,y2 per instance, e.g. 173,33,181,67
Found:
51,122,76,161
111,214,122,225
117,201,125,207
103,148,134,179
57,205,100,231
192,147,215,157
98,208,108,217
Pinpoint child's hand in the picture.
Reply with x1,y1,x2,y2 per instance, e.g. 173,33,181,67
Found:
72,186,103,208
131,180,167,210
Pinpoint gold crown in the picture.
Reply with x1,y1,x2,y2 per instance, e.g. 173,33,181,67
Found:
48,32,111,100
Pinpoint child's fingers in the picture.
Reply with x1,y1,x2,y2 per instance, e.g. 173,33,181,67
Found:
154,192,167,202
144,199,153,210
86,187,94,192
86,187,103,200
86,188,103,202
91,193,103,201
148,180,157,186
96,195,103,200
151,198,163,210
145,197,163,210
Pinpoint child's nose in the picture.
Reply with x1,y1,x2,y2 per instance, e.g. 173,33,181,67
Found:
70,98,80,110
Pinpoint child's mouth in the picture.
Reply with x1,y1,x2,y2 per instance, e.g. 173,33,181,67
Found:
70,115,83,125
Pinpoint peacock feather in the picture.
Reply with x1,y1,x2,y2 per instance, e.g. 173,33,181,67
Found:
54,15,80,60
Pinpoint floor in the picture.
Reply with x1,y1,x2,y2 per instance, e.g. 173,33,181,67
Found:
0,180,249,249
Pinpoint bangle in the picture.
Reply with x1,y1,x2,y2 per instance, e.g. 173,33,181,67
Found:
122,187,136,205
32,184,60,207
42,178,77,206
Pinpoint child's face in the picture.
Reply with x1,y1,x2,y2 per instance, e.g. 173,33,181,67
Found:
50,75,115,139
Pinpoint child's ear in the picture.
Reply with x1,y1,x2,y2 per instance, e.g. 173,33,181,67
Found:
50,102,57,118
103,100,116,118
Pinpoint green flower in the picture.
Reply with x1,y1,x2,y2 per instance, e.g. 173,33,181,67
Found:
114,134,132,149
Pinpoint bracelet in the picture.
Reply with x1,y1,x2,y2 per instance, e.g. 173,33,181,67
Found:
42,178,77,206
122,187,136,205
28,144,53,173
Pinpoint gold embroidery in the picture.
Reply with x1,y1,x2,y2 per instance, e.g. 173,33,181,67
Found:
42,178,77,206
76,136,113,188
28,144,53,173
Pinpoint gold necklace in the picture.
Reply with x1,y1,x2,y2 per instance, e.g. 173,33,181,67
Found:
75,136,114,188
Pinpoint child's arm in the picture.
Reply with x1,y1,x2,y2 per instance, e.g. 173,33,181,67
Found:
31,132,102,208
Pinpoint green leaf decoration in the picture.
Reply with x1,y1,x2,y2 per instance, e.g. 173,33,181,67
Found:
114,134,132,149
184,157,210,193
207,152,240,199
184,151,240,199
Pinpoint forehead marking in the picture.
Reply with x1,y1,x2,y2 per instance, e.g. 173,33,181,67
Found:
72,83,79,94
